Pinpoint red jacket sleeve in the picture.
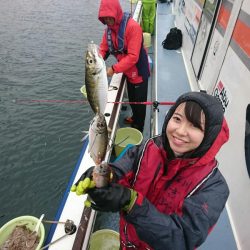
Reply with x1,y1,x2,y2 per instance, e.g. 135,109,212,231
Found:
99,19,143,74
113,20,142,73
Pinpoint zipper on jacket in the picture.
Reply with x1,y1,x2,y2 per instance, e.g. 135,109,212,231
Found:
122,224,137,248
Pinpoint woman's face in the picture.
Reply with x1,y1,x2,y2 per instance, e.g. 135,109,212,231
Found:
166,103,205,156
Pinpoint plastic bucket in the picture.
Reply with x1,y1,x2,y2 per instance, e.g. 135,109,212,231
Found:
0,215,45,250
143,32,152,48
114,127,143,157
89,229,120,250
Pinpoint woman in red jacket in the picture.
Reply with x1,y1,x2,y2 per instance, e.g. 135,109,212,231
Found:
98,0,150,132
72,91,230,249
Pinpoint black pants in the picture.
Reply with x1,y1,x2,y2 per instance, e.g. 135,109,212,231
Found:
127,79,148,132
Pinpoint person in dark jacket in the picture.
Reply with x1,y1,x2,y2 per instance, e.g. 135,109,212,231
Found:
72,91,230,249
98,0,150,132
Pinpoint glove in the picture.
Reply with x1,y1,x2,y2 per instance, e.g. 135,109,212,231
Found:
87,183,137,213
70,166,95,195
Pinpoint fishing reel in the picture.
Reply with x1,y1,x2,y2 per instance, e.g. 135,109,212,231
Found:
40,218,77,249
153,101,160,112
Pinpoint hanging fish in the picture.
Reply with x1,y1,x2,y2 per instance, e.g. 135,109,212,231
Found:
88,113,108,165
85,41,108,114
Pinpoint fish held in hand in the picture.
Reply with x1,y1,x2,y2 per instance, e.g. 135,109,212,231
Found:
93,162,112,188
88,113,108,165
85,42,108,114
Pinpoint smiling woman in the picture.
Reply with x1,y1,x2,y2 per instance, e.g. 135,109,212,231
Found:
166,101,205,156
73,91,230,249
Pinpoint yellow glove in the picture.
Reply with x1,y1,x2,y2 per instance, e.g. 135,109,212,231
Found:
70,167,96,195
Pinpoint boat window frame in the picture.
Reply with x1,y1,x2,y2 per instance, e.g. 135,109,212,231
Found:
190,0,222,80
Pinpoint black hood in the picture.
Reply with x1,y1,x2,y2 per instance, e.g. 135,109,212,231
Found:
162,91,224,158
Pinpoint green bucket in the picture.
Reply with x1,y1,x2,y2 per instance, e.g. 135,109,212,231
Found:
0,215,45,250
114,127,143,157
89,229,120,250
143,32,152,48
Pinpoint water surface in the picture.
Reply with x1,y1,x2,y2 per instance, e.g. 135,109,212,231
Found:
0,0,132,233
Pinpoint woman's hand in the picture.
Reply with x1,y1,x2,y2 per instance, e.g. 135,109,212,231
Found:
87,183,137,213
107,66,114,77
70,166,95,195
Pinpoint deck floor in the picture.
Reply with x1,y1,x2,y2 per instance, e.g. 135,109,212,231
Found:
155,2,190,133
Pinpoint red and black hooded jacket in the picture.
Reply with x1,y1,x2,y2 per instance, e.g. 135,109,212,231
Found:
110,91,230,249
98,0,150,84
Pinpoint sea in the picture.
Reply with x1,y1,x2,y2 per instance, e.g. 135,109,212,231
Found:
0,0,133,234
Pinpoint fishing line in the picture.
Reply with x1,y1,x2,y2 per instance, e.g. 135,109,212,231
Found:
15,99,89,104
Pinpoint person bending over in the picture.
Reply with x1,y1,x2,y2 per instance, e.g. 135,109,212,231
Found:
98,0,150,132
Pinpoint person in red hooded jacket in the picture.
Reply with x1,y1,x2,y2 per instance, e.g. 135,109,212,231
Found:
98,0,150,132
72,91,230,249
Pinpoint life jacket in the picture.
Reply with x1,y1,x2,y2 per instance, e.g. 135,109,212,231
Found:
106,12,150,81
107,12,131,55
119,137,218,249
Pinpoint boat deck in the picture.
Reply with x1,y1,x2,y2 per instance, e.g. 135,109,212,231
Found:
155,2,190,133
156,2,237,250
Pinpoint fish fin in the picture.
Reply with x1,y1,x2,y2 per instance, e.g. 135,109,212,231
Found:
80,130,89,142
88,132,98,157
81,130,89,134
81,134,89,142
91,151,101,165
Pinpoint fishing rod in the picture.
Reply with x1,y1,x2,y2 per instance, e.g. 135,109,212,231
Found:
110,100,175,112
110,101,175,105
15,99,175,106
